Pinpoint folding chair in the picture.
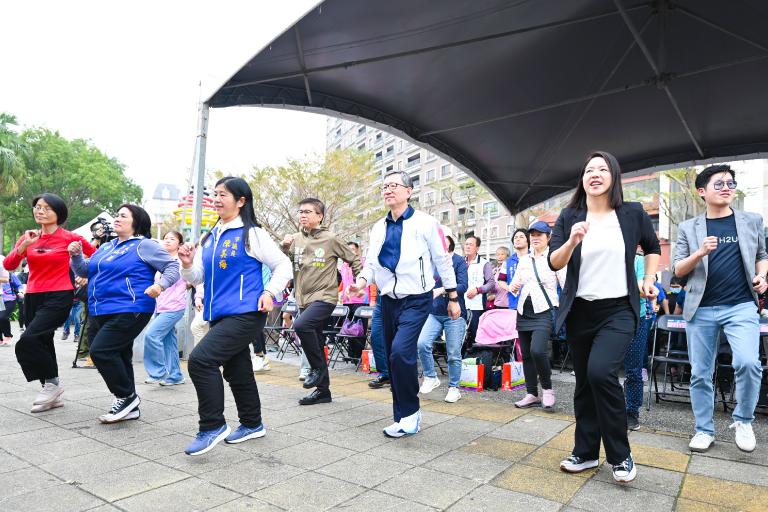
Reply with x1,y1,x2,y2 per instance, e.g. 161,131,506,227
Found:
647,315,692,411
262,302,288,352
322,305,349,362
276,303,301,360
331,305,374,368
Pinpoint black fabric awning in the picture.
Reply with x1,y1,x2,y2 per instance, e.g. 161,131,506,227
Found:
208,0,768,212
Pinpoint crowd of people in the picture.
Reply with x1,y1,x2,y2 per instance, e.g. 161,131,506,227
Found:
1,152,765,485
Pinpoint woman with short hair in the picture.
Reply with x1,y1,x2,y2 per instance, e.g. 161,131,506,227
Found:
4,193,96,412
70,204,180,423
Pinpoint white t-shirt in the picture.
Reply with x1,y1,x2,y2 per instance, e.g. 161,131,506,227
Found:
577,210,628,300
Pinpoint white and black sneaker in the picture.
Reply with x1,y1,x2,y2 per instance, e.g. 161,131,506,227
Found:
559,455,599,473
612,453,637,483
98,394,141,424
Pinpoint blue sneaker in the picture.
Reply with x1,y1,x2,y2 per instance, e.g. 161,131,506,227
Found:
225,423,266,444
184,424,231,456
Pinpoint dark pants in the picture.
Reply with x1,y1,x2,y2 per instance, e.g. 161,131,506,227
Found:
90,312,152,397
380,291,432,422
252,328,266,354
189,312,266,431
466,308,484,346
18,299,25,329
15,291,72,383
567,297,636,465
76,307,96,359
0,300,17,337
293,301,336,394
370,298,389,378
518,328,553,396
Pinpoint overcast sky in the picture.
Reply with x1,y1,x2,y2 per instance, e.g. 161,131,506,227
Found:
1,0,327,197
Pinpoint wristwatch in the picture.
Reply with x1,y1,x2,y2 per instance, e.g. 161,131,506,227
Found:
447,296,459,303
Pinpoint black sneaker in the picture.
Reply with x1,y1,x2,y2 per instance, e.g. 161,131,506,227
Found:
368,375,390,389
298,389,332,405
627,412,640,431
98,393,141,423
612,454,637,483
559,455,599,473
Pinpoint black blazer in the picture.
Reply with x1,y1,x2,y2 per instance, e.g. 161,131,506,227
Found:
548,201,661,331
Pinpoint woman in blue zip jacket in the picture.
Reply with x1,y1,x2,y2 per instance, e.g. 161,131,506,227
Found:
178,176,292,456
69,204,179,424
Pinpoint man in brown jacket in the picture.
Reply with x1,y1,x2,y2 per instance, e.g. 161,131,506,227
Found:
281,198,362,405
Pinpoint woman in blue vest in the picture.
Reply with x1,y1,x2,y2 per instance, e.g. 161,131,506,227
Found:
178,176,292,456
69,204,180,424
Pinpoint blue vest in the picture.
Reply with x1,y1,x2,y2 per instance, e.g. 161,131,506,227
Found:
88,238,157,316
202,226,264,321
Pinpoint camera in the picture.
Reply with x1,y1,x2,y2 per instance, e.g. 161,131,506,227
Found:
90,217,117,245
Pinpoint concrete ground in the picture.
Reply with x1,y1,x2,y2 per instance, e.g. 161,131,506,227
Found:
1,329,767,511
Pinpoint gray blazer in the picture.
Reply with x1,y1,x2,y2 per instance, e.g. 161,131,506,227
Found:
672,209,767,321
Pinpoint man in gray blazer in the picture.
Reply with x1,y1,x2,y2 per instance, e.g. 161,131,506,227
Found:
673,164,768,454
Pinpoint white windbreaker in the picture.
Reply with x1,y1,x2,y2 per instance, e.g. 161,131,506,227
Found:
361,209,457,299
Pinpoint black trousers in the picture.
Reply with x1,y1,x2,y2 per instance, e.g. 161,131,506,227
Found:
567,297,636,465
90,312,152,398
0,300,17,337
466,308,484,347
293,301,336,393
518,329,553,395
15,290,73,383
189,311,266,431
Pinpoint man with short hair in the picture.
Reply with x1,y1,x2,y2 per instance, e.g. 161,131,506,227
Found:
463,236,494,344
673,164,768,453
282,198,362,405
351,171,459,437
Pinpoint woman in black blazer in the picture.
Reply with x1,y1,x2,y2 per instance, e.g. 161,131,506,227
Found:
548,150,660,484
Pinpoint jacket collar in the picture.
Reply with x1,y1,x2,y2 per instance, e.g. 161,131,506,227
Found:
386,205,414,223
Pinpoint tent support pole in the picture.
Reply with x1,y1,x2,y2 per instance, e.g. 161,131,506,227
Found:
191,102,209,243
294,27,313,105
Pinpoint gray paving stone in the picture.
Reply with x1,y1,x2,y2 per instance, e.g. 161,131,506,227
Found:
7,435,113,465
274,417,351,439
322,407,389,427
335,489,438,511
315,425,393,452
488,415,571,445
67,420,176,447
227,428,304,455
78,461,190,501
31,401,107,425
157,445,251,475
257,471,365,511
375,466,479,509
447,484,561,512
114,476,240,512
568,480,675,512
40,446,146,482
121,433,192,460
365,436,452,465
0,449,31,474
424,450,513,483
200,456,305,494
0,483,106,512
628,430,690,453
209,496,285,511
271,439,356,469
148,415,199,436
1,466,63,499
687,454,768,487
317,452,412,487
592,463,683,497
695,440,768,467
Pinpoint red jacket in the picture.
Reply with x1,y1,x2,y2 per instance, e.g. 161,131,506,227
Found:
4,229,95,293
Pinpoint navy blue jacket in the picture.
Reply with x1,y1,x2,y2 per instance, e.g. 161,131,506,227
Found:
431,253,468,318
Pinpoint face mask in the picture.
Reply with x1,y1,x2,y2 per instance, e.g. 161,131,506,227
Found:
670,286,681,292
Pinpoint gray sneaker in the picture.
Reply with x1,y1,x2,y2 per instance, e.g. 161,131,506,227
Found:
34,383,63,405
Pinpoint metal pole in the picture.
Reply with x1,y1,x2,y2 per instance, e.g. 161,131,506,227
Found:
191,102,209,244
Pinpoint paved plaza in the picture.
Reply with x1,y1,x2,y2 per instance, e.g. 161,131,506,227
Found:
1,332,767,511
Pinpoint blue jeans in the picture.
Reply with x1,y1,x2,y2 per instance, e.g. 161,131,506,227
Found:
143,310,185,383
370,298,389,378
417,314,466,387
686,301,763,434
63,301,83,336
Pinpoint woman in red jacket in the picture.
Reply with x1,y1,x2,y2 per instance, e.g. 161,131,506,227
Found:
3,193,95,412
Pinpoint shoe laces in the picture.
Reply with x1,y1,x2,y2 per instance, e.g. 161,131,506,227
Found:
729,421,752,433
109,397,126,414
613,456,633,472
565,455,583,464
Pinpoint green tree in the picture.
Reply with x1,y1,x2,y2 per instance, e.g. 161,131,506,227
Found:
235,149,384,240
0,113,26,195
1,127,143,251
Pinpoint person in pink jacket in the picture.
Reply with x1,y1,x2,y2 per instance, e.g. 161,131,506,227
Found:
143,231,188,386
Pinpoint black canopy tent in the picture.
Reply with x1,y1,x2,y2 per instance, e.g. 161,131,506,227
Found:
190,0,768,236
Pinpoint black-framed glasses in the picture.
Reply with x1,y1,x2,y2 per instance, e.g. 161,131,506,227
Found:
297,209,318,215
33,205,52,213
713,180,737,191
381,183,409,192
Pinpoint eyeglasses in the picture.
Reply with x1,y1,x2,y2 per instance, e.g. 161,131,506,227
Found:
381,183,410,192
33,205,52,213
713,180,737,191
297,209,318,215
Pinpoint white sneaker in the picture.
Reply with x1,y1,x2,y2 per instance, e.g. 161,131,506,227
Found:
252,355,271,372
559,455,599,473
729,421,756,453
144,377,162,384
444,387,461,403
383,410,421,438
34,382,63,405
689,432,715,452
31,399,64,413
299,368,310,381
419,376,441,394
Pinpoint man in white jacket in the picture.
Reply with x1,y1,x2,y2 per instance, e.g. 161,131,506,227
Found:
351,171,459,438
